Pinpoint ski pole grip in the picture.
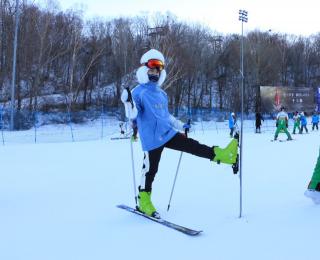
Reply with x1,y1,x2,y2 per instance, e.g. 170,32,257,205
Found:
184,119,191,137
126,87,134,109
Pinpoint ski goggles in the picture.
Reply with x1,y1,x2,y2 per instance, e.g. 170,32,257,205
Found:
145,59,165,71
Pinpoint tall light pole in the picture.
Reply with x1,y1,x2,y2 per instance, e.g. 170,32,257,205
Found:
10,0,20,130
238,9,248,218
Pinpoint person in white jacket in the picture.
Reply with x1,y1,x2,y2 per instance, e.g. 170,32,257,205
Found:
274,106,292,141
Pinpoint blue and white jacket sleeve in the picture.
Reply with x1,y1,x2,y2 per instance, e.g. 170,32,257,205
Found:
121,89,138,120
169,115,184,131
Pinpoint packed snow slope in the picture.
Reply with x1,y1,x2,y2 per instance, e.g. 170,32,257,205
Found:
0,122,319,260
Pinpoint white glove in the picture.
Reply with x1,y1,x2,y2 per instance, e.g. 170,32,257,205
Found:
121,89,129,103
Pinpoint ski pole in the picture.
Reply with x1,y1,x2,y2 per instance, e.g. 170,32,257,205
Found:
129,131,138,206
125,87,138,207
167,119,190,211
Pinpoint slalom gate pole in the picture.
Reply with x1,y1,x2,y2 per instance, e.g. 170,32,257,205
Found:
167,119,190,211
239,118,243,218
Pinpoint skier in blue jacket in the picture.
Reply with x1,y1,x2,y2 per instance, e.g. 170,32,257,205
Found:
311,112,319,131
121,49,238,218
229,112,236,137
299,112,308,134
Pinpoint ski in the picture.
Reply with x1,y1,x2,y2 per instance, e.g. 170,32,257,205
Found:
270,139,295,142
117,204,202,236
111,136,131,140
304,190,320,204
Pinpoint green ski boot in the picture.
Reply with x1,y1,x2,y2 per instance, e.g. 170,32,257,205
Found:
213,139,238,165
138,191,160,218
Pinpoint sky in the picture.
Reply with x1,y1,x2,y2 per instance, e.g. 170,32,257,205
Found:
34,0,320,36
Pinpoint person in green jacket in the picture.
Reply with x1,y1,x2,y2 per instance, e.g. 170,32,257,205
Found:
292,111,300,135
305,148,320,204
274,106,293,141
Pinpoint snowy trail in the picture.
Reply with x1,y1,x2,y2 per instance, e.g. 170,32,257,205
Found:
0,125,319,260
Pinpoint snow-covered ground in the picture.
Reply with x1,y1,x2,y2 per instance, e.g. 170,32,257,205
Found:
0,120,319,260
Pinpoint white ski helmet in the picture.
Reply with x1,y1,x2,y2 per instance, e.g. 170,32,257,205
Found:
140,49,165,64
136,49,167,86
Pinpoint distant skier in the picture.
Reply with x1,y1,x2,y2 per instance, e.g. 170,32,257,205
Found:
131,120,138,142
121,49,238,218
255,112,264,133
292,111,300,135
305,148,320,204
274,106,292,141
119,122,125,135
311,112,319,131
229,112,236,137
299,112,308,134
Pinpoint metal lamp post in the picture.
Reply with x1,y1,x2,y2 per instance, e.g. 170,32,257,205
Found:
238,9,248,218
10,0,20,130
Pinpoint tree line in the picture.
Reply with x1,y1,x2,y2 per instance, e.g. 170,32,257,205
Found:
1,0,320,115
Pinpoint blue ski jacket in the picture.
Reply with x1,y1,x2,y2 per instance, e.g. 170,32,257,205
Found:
132,82,177,151
229,114,236,129
300,115,307,126
312,114,319,123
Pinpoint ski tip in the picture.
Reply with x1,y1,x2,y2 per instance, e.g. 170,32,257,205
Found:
117,204,128,209
189,230,203,236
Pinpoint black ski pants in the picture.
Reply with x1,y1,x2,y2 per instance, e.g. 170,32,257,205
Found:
139,133,214,192
300,125,308,133
230,127,235,137
255,126,261,133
